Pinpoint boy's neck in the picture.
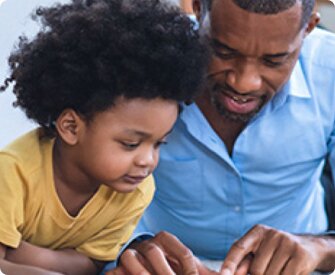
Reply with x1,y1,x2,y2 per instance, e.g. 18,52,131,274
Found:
52,139,100,217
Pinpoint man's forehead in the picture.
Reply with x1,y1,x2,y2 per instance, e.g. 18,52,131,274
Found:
229,0,299,15
207,0,304,30
202,0,304,55
207,0,302,30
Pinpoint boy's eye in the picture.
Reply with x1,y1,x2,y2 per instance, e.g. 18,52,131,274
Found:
120,141,140,149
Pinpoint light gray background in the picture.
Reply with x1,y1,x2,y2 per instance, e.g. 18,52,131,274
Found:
0,0,71,148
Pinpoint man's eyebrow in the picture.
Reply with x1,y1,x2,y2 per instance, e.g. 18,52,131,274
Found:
211,38,290,58
263,52,289,58
210,39,238,52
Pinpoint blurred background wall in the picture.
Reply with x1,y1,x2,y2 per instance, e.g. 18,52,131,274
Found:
317,0,335,32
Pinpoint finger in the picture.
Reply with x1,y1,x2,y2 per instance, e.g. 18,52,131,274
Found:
263,240,291,275
120,249,150,275
139,241,176,275
249,228,282,275
154,231,198,275
105,266,127,275
281,256,312,275
281,257,303,275
194,257,220,275
220,225,266,274
235,254,253,275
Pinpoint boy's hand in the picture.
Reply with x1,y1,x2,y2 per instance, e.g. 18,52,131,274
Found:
107,231,219,275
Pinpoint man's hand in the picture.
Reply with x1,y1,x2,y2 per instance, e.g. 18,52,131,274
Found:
106,231,219,275
220,224,335,275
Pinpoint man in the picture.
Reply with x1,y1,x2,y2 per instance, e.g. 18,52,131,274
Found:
109,0,335,274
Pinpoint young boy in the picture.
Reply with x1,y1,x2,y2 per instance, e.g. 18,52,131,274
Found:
0,0,208,274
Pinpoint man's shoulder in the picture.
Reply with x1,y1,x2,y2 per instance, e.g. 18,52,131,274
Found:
301,28,335,69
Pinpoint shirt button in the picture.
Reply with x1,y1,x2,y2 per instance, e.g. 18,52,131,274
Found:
234,206,241,212
210,137,217,143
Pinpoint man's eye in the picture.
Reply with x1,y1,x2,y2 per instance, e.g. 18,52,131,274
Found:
263,58,284,68
213,50,235,60
120,142,139,149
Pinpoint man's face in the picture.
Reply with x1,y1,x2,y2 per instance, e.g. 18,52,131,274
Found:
202,0,306,122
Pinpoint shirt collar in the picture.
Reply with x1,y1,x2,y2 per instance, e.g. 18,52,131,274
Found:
269,58,311,111
285,58,311,98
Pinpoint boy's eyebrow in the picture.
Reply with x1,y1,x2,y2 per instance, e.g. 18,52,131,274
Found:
123,128,174,139
211,38,290,58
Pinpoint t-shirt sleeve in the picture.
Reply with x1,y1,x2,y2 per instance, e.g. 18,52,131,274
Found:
0,153,25,248
76,177,155,261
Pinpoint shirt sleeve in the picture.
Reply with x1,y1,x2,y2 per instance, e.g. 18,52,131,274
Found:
76,178,155,261
0,153,25,248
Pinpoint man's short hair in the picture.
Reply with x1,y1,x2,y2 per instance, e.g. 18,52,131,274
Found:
201,0,315,28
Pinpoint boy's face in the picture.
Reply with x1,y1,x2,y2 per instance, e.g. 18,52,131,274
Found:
75,97,178,193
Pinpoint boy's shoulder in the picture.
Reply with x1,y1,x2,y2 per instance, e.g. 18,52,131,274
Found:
0,128,50,174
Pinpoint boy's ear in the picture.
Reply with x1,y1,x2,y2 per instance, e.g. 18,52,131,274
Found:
55,109,84,145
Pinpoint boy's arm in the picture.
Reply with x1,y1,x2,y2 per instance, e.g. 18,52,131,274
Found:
0,243,62,275
5,241,105,275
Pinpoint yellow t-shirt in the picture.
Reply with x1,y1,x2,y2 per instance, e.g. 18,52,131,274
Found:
0,128,155,261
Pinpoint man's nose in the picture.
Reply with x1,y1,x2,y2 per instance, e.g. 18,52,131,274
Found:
226,60,262,94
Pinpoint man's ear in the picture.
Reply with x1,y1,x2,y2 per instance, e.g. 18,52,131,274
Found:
304,11,320,37
193,0,201,21
55,109,84,145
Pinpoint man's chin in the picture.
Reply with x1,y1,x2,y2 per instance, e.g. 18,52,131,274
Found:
213,100,258,123
210,90,263,123
222,110,255,122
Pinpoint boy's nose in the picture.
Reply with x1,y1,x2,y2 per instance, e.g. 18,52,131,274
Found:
135,148,156,168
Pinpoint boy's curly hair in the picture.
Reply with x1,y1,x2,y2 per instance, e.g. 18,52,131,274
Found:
1,0,208,136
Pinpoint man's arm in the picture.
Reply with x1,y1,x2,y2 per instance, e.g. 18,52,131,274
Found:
220,224,335,275
4,241,104,275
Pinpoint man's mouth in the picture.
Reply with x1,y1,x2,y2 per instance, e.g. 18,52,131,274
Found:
219,90,260,115
231,95,249,103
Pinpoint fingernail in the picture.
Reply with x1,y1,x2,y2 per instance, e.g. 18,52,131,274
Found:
221,269,231,275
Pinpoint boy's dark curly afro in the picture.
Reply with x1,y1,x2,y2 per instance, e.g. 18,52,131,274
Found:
1,0,208,135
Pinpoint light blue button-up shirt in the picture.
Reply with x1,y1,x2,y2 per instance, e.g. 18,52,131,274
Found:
138,28,335,260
